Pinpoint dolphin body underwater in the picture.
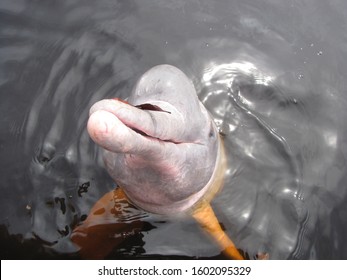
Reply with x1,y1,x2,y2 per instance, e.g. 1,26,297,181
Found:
71,65,245,259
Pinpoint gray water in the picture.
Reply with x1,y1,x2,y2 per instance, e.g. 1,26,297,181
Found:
1,0,347,259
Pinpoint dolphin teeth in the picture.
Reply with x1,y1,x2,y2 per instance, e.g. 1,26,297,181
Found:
135,103,171,114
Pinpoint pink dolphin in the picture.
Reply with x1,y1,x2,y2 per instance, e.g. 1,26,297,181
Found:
87,65,222,214
76,65,246,259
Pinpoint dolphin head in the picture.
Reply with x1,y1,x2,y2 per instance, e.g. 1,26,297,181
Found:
87,65,222,214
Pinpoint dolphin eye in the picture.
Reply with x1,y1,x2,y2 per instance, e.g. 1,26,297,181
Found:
209,123,215,138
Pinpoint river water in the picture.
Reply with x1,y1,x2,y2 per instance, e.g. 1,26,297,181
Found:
1,0,347,259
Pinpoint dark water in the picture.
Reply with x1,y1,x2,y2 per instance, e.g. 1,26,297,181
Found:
1,0,347,259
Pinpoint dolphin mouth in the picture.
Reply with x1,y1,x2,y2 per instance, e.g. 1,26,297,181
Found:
129,126,176,143
128,103,181,144
135,103,171,114
88,99,188,154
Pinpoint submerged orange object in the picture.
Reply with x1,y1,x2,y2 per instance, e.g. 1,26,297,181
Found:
192,203,244,260
71,188,149,259
71,135,245,259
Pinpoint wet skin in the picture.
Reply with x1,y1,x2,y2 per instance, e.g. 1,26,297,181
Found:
73,65,245,259
87,65,220,214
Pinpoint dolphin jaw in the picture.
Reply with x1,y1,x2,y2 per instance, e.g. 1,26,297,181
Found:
121,124,224,215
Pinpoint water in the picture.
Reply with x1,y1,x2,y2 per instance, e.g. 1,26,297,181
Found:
1,0,347,259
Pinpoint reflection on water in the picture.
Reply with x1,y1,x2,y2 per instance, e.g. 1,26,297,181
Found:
1,0,347,259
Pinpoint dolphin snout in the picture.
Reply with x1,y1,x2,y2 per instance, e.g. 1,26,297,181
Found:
88,109,138,154
88,98,186,156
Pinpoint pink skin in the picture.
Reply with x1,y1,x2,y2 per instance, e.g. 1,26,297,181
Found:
87,65,220,215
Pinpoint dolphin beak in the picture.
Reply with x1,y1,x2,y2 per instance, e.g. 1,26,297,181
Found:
87,99,186,155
